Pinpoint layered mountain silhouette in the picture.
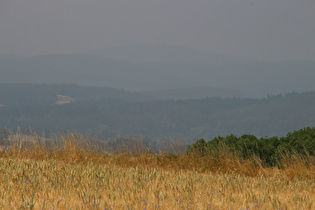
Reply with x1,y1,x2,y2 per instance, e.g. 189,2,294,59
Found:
83,44,257,64
1,44,315,98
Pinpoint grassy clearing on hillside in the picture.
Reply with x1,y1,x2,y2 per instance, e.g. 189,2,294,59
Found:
0,132,314,209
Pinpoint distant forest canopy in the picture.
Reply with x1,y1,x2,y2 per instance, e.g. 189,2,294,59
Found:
0,83,240,105
0,83,152,105
0,83,315,143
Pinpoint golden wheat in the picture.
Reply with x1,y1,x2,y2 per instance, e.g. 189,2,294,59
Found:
0,133,313,209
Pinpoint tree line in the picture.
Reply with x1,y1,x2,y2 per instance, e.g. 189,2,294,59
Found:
187,127,315,167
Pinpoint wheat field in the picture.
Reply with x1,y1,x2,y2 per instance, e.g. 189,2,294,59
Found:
0,133,314,209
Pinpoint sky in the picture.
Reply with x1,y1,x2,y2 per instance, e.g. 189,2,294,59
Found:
0,0,314,61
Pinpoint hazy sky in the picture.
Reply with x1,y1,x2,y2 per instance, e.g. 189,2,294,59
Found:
0,0,314,61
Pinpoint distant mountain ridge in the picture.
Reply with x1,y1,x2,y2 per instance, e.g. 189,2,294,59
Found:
83,44,258,64
141,86,243,100
1,44,315,98
0,83,241,105
0,83,152,105
0,53,25,62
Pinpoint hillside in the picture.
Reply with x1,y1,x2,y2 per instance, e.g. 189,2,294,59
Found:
0,83,240,105
0,83,152,105
1,91,315,143
141,86,243,100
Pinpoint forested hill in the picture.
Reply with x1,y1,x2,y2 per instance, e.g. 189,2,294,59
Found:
0,83,240,105
0,83,152,105
1,91,314,143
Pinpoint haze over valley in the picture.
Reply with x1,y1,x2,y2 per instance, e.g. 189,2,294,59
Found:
0,2,314,209
1,0,315,143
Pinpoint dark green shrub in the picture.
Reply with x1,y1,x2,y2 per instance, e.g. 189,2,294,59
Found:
187,127,315,167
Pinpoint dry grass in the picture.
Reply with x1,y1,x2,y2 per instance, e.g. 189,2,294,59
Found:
0,132,314,209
